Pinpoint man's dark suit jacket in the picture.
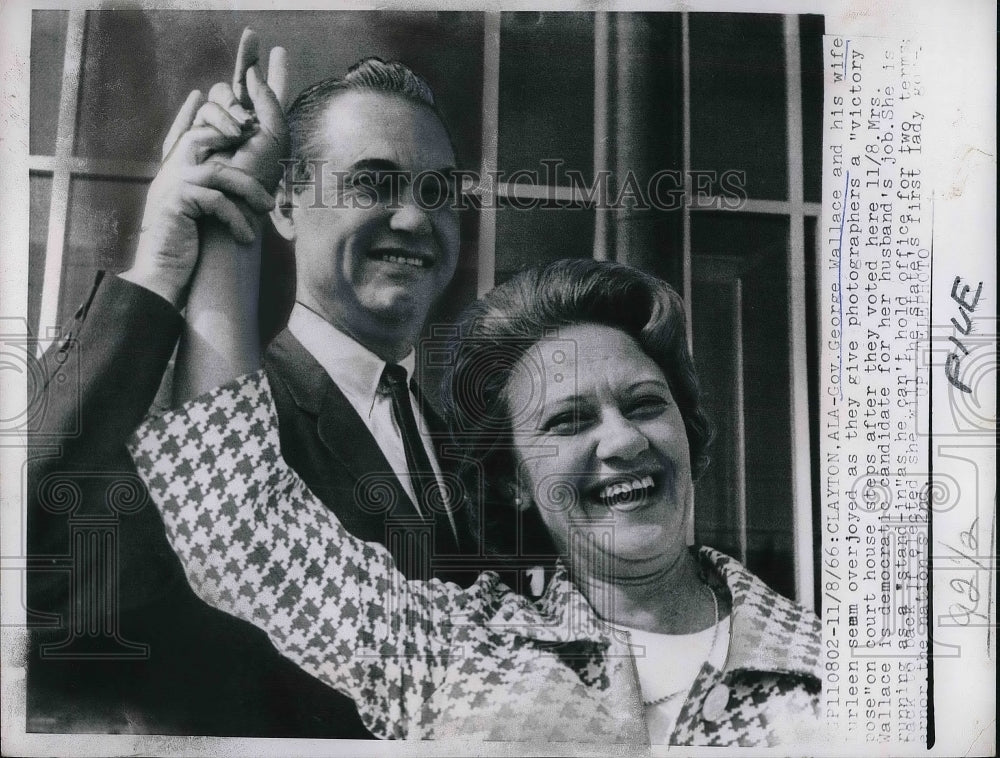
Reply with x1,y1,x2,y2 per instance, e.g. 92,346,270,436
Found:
26,273,476,737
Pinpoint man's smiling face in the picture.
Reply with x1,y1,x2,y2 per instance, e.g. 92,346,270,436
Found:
286,90,460,359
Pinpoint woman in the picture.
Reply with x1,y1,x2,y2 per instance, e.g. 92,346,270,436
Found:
129,256,822,745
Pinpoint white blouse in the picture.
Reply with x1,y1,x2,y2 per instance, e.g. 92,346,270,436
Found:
617,616,732,743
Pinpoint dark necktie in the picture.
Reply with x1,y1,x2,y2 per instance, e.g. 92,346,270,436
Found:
379,364,458,552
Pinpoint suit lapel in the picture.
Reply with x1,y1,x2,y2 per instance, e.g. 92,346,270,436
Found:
316,380,411,506
265,329,472,563
265,329,412,510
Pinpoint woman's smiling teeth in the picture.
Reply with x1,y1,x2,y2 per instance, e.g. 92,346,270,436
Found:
598,474,656,511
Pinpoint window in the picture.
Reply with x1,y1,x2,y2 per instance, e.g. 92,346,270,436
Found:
29,10,823,607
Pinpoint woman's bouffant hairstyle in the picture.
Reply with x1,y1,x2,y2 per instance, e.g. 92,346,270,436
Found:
440,259,714,562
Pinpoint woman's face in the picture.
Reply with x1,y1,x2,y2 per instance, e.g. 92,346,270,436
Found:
504,323,693,579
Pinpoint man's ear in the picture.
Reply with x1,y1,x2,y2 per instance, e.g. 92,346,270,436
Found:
270,179,296,241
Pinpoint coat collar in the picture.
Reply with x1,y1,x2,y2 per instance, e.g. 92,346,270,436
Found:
486,546,821,683
264,328,327,416
702,547,822,682
485,569,607,643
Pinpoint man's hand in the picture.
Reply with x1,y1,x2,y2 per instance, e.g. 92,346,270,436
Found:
120,31,289,308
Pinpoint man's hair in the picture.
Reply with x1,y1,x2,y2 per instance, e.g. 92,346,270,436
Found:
285,58,441,183
440,258,714,563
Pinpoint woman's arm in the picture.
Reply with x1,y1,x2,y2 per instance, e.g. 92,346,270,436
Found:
129,371,494,738
172,223,263,400
171,35,289,404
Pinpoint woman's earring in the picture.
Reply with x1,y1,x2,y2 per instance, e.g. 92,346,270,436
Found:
506,480,529,510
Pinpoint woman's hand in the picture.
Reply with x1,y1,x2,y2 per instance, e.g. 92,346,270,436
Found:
186,29,290,193
121,30,289,308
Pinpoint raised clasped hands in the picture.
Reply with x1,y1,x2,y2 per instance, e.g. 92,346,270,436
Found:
122,29,290,307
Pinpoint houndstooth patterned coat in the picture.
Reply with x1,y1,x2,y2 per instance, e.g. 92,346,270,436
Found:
129,371,824,745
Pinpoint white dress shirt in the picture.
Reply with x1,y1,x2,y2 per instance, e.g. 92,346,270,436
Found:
286,303,456,539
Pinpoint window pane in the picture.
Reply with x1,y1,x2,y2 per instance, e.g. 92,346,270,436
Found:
59,177,148,324
427,208,480,331
29,173,53,336
801,14,825,203
691,211,794,598
416,208,481,406
30,11,68,156
689,14,787,201
75,11,483,165
690,208,787,257
692,277,744,562
499,12,594,183
495,202,594,283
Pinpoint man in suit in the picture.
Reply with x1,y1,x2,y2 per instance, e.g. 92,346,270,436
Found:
27,40,473,737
